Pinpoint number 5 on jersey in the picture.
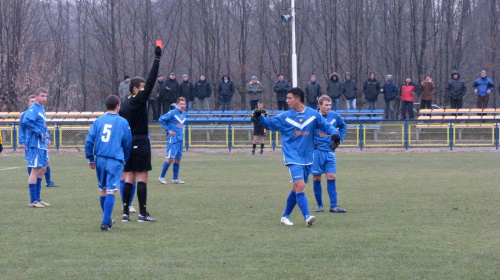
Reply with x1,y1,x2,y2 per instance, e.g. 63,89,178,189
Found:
101,124,112,142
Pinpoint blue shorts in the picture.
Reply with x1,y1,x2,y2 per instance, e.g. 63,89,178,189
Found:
311,149,336,175
166,141,183,159
287,164,311,183
27,148,48,168
95,156,123,191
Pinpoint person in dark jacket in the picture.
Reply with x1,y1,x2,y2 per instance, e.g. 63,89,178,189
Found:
381,74,398,120
420,75,435,110
363,72,381,110
150,75,163,120
472,70,495,109
194,74,212,110
342,72,357,110
180,74,195,111
326,72,343,110
218,74,235,111
163,72,180,114
305,75,321,109
446,70,466,109
273,74,290,110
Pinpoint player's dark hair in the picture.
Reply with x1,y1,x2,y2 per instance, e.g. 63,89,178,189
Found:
288,87,304,103
177,96,186,103
257,100,263,104
35,88,48,96
129,77,146,94
106,95,121,110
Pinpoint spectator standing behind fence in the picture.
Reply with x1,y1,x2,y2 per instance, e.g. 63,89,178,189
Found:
326,72,343,111
164,72,180,111
148,76,160,121
363,72,381,110
381,74,398,120
247,76,264,110
446,70,466,109
305,75,321,109
218,74,235,111
118,75,130,100
156,75,167,116
472,70,495,109
342,72,357,110
180,74,195,112
400,76,418,119
273,74,290,111
419,75,435,110
194,74,212,110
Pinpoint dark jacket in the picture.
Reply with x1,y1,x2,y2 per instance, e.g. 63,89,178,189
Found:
164,78,180,104
326,73,343,99
273,79,291,102
363,77,381,101
156,80,166,101
446,70,466,99
382,81,398,101
218,74,235,97
342,73,357,100
194,79,212,100
305,81,321,103
180,80,195,101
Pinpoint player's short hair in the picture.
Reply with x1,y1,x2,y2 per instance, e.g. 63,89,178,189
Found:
129,77,146,93
288,87,304,103
35,88,48,96
106,95,121,110
177,97,186,103
318,95,331,105
28,95,36,100
257,100,263,104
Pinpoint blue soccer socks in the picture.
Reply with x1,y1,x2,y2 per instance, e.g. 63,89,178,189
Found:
295,192,310,220
102,194,115,225
283,190,297,218
327,179,337,208
36,178,42,201
45,166,52,183
172,163,180,180
161,162,170,178
29,183,36,203
100,196,106,211
313,180,323,207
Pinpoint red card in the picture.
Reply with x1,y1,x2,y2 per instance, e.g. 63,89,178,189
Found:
156,40,163,49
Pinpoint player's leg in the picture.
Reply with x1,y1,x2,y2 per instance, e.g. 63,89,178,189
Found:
45,164,58,187
287,165,316,227
171,142,184,183
259,135,265,154
159,144,175,183
252,135,258,155
100,158,121,231
121,171,136,221
36,150,49,205
311,150,324,212
136,171,156,222
324,153,346,213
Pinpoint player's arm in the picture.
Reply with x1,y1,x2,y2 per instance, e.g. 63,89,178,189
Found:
140,46,162,102
122,124,132,163
84,124,96,164
23,111,45,139
257,115,283,132
336,115,347,142
158,111,173,131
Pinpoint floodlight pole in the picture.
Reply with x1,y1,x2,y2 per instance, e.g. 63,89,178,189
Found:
291,0,298,87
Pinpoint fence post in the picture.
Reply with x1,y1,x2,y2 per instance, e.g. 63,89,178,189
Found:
495,120,499,150
56,123,60,151
359,122,364,151
272,131,276,151
185,123,189,151
404,121,409,150
13,123,17,151
449,121,454,151
228,123,232,151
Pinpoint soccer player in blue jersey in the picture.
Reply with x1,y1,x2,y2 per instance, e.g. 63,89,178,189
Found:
20,95,59,188
85,95,132,231
254,87,341,227
22,88,51,208
311,95,348,213
158,97,187,184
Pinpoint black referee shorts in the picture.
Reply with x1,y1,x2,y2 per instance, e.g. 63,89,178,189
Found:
253,123,266,136
124,134,152,172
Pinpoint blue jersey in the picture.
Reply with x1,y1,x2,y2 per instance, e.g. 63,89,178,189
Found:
314,111,347,152
22,103,48,149
85,113,132,163
259,106,339,165
18,110,28,146
158,108,187,144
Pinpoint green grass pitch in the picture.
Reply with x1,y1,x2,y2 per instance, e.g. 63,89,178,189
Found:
0,151,499,279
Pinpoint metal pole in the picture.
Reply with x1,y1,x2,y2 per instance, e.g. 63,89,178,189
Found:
291,0,298,87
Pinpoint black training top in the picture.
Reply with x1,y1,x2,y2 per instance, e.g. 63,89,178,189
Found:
120,59,159,135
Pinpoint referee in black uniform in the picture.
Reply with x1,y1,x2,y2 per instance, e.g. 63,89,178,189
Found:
119,46,162,222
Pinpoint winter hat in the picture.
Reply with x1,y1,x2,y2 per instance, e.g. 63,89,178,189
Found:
251,76,257,80
480,70,487,75
182,74,188,78
385,74,393,81
169,72,175,76
124,75,130,80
